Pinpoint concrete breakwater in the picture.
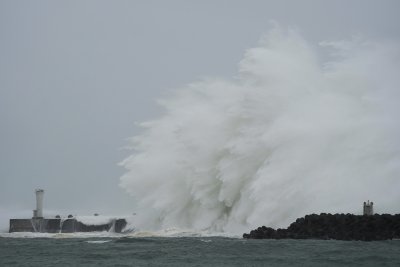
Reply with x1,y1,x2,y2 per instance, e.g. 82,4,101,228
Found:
9,189,129,234
9,218,127,233
243,213,400,241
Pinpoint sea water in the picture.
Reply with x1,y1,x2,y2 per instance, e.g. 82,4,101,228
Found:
1,234,400,266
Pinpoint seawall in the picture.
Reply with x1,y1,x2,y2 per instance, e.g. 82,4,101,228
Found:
9,218,127,233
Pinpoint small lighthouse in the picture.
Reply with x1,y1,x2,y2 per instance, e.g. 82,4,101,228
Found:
363,200,374,216
33,189,44,219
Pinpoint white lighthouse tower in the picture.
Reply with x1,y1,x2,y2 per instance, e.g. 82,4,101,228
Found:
363,200,374,216
33,189,44,219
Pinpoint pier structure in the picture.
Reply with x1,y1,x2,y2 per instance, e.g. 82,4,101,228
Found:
9,189,127,233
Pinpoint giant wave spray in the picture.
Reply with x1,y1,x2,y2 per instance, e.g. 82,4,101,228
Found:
120,27,400,235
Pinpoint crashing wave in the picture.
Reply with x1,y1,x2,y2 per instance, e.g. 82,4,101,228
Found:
120,26,400,234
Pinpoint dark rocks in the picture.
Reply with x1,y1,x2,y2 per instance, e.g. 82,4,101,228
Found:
243,213,400,241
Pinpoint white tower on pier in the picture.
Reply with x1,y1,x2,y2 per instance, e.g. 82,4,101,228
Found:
363,200,374,216
33,189,44,218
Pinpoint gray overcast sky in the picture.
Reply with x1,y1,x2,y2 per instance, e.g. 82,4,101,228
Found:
1,0,399,227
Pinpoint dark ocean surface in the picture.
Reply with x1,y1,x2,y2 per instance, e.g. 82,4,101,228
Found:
1,236,400,266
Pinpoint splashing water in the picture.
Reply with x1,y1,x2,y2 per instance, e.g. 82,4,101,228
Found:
120,27,400,234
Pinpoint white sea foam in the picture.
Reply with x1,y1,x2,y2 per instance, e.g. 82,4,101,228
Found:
0,231,122,239
120,26,400,234
75,215,116,226
86,240,112,244
125,227,239,238
0,228,239,239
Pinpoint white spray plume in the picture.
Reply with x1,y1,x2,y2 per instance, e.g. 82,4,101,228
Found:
120,27,400,234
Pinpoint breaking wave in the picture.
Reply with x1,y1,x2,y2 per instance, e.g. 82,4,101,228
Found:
120,26,400,234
